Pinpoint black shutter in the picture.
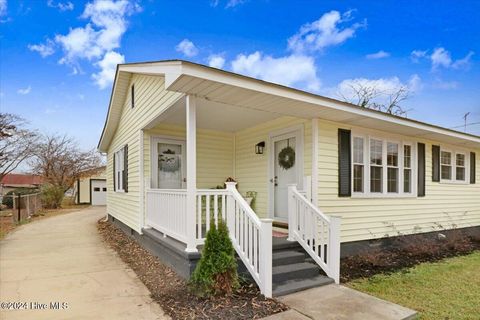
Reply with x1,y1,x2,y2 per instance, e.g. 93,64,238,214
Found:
123,145,128,193
418,143,426,197
471,152,476,184
113,152,116,192
338,129,351,197
131,85,135,109
432,145,440,182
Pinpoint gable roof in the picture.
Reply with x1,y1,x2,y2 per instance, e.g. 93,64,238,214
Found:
98,59,480,152
1,174,44,187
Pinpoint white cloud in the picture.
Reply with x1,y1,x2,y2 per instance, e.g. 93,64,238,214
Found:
231,51,321,92
410,49,427,63
412,47,474,70
28,39,55,57
175,39,198,57
288,10,366,53
210,0,246,8
334,74,421,104
31,0,140,88
0,0,6,17
207,54,226,69
17,86,32,95
92,50,124,89
366,50,390,59
432,79,459,90
47,0,74,11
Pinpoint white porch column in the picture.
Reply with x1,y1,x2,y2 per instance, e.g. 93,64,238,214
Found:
185,95,198,252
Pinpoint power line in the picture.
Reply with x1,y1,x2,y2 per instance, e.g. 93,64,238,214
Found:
450,121,480,129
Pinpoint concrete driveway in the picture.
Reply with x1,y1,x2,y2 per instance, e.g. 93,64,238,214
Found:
0,206,168,320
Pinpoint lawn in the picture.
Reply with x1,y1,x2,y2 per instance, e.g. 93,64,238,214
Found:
347,251,480,320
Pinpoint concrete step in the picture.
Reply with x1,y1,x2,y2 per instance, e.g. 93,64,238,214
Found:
272,274,334,297
272,237,302,251
273,262,319,282
272,250,306,266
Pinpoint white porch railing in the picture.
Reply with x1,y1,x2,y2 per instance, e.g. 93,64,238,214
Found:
145,182,273,297
287,184,341,284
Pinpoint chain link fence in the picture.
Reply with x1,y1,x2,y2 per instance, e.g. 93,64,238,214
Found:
9,193,42,223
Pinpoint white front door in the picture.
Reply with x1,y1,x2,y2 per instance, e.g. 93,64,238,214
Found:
91,180,106,205
271,130,303,221
151,138,186,189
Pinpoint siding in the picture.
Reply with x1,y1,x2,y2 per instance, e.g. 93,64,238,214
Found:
144,123,234,189
106,74,183,232
316,119,480,243
235,117,312,218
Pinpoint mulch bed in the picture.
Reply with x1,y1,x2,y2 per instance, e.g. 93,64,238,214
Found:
97,220,288,320
341,232,480,282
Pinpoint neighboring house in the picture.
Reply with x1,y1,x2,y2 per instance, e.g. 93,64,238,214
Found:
75,167,107,206
0,174,44,195
97,60,479,297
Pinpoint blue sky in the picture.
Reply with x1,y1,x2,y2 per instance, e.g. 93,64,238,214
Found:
1,0,479,151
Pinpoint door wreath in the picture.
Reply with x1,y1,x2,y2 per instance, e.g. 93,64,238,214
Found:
278,146,295,170
159,149,180,172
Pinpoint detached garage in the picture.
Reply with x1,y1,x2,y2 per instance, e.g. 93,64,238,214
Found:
75,167,107,206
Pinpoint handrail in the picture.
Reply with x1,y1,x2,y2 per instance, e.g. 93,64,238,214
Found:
288,184,341,284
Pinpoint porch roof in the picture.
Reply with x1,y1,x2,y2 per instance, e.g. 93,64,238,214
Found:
98,60,480,152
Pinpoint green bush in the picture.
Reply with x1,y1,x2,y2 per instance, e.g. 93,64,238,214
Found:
40,184,65,209
1,188,38,209
189,220,239,297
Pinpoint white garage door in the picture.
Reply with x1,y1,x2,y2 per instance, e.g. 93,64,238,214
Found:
91,180,107,206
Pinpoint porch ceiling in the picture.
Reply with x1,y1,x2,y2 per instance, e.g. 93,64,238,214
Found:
146,95,282,132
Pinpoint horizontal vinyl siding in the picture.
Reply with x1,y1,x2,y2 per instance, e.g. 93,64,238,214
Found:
317,119,480,243
235,117,312,218
107,74,183,232
144,123,234,189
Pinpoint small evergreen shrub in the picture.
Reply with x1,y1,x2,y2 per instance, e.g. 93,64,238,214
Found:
40,184,65,209
189,220,239,297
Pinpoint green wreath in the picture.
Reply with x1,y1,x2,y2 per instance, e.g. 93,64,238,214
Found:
278,146,295,170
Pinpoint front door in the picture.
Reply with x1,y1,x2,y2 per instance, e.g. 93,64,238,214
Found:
271,131,302,221
152,138,186,189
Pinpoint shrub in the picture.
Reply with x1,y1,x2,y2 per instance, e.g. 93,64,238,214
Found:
1,188,38,209
40,184,65,209
189,220,239,297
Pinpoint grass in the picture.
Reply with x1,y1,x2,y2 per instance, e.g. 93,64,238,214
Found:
347,251,480,320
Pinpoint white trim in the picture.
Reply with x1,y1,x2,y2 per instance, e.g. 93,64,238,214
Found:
351,129,418,198
185,95,197,252
139,129,145,233
267,124,304,221
114,147,126,193
311,118,319,206
150,136,187,189
439,145,470,185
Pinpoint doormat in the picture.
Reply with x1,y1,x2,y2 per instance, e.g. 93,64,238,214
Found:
272,230,288,238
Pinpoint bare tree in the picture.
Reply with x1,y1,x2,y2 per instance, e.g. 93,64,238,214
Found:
0,113,38,180
29,134,103,206
339,82,411,117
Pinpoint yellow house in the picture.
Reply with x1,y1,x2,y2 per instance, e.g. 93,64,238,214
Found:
75,167,107,205
97,60,479,297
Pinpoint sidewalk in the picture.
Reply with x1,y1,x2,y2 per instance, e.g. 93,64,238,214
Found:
264,284,417,320
0,206,168,320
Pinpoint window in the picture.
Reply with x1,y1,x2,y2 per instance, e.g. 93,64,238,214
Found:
370,139,383,193
387,142,399,193
94,187,100,192
353,137,364,192
403,145,412,193
440,151,452,180
103,187,107,192
351,133,416,197
456,153,465,181
115,148,125,192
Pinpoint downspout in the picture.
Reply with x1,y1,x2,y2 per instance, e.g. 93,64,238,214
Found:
139,129,145,233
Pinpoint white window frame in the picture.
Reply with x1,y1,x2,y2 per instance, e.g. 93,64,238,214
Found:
403,143,413,194
351,131,417,198
439,145,470,185
114,148,125,192
352,136,365,193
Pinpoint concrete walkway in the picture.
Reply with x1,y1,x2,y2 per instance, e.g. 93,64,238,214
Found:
265,285,417,320
0,206,168,320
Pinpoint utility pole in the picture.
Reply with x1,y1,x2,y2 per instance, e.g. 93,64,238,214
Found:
463,112,470,132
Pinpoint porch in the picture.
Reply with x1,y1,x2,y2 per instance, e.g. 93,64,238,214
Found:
140,95,341,297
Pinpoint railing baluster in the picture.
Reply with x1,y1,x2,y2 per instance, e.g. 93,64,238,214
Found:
205,194,210,231
214,194,219,227
197,194,202,239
